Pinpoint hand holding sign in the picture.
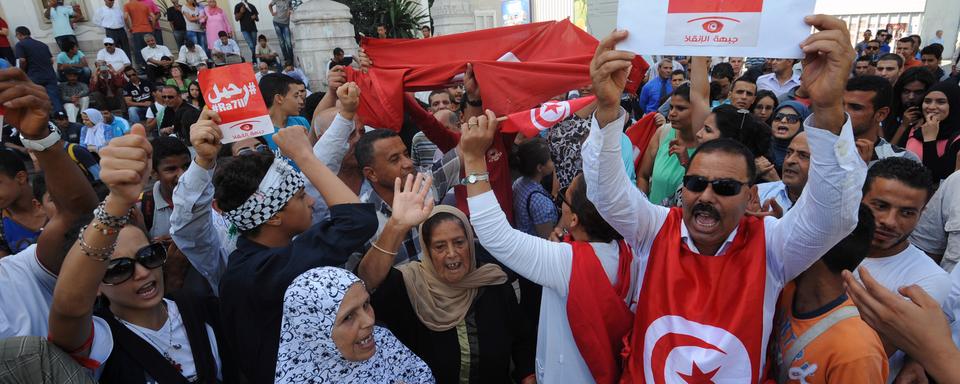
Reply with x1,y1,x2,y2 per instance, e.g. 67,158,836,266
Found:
190,108,223,170
617,0,816,58
800,15,855,135
590,30,635,127
199,63,273,144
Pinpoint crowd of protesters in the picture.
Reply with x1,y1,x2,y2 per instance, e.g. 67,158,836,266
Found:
1,7,960,384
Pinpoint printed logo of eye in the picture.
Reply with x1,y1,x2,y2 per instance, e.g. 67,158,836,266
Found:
240,123,253,131
230,120,259,131
687,16,741,34
702,20,724,33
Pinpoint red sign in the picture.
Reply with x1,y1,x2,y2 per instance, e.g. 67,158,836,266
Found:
198,64,273,143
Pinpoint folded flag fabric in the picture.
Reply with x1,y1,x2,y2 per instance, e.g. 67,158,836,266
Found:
351,20,648,131
499,96,596,138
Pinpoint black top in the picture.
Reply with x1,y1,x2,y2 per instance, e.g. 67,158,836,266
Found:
59,121,84,144
372,268,536,384
14,37,56,83
173,103,201,145
219,203,377,384
123,79,152,103
233,2,259,32
166,6,186,31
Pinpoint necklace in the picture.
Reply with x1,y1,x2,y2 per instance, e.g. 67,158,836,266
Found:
115,300,184,372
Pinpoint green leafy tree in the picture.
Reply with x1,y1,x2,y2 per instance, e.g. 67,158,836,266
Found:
333,0,428,39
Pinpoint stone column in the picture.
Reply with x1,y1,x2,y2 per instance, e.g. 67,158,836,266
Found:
431,0,475,36
291,0,358,91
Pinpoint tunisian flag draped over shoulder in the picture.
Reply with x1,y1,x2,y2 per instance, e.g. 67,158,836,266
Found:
348,20,648,130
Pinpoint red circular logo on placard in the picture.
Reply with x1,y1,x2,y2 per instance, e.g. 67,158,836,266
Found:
240,123,253,131
702,20,724,33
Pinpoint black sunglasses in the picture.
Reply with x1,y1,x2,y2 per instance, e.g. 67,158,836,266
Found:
554,186,569,210
104,43,114,46
102,243,167,285
236,143,270,156
161,95,177,100
775,113,801,124
683,175,748,196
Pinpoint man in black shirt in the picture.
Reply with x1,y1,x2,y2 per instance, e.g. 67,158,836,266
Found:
122,66,153,124
166,0,187,50
14,27,62,114
234,0,259,61
52,111,83,144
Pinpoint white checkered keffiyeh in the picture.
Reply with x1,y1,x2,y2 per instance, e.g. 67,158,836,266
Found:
223,157,306,232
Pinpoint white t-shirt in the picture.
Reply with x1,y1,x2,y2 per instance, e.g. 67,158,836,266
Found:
0,245,57,339
97,48,131,72
141,44,173,63
855,243,951,382
90,298,222,381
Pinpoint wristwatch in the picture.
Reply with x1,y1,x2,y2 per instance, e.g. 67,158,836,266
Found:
461,173,490,185
20,122,61,152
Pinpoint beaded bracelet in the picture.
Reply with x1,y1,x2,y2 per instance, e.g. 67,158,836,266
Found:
77,225,116,262
93,201,134,234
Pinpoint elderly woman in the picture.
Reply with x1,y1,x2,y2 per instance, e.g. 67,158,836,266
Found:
275,267,434,383
359,174,535,384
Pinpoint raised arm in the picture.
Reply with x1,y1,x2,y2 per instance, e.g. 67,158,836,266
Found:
49,123,151,355
274,125,358,205
0,68,98,275
404,93,461,152
768,15,864,282
169,113,231,291
460,110,575,293
310,65,346,124
358,173,433,291
583,31,669,247
687,56,710,141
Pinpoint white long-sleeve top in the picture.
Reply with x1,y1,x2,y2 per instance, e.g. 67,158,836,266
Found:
581,108,867,377
468,190,635,384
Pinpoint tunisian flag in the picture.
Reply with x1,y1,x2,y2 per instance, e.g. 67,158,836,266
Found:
625,112,661,169
499,96,596,138
351,20,648,130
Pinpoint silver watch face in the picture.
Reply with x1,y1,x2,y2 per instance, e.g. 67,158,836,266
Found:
466,175,477,183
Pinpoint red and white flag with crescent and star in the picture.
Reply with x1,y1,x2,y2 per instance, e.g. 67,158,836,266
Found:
499,96,596,138
665,0,764,47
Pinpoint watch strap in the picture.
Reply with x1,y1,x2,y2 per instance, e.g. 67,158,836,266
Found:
20,123,61,151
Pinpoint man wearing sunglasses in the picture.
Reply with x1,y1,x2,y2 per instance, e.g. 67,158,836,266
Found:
0,68,98,366
584,15,867,382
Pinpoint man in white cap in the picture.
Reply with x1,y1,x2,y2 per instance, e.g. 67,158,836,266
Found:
96,37,130,76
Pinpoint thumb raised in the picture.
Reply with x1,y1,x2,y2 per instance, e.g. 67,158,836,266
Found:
130,123,147,138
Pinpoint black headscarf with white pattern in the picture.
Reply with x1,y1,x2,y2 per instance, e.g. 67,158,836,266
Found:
274,267,435,383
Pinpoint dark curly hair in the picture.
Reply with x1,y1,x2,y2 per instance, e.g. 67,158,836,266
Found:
213,153,276,235
512,137,552,178
863,157,934,201
711,104,771,158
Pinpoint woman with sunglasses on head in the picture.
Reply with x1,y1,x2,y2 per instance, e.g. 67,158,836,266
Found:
48,124,236,383
692,105,772,182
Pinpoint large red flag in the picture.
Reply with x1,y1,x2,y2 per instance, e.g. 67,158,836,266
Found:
625,112,661,169
352,20,648,131
499,96,596,138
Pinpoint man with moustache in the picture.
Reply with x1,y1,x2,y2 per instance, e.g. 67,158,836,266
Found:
757,132,809,213
584,15,867,382
854,157,951,380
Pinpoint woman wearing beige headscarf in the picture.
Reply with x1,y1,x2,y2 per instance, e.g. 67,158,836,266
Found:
359,201,536,384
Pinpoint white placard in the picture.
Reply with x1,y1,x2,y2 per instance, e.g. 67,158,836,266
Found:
616,0,816,59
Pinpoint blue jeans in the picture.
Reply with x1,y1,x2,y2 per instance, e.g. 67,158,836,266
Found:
273,22,293,63
132,32,149,71
241,30,258,61
127,106,147,124
187,31,209,56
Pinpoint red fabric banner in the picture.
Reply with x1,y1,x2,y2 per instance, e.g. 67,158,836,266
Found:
351,20,648,131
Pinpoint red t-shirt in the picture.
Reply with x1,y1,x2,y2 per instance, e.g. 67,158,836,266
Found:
124,1,153,33
0,18,10,48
